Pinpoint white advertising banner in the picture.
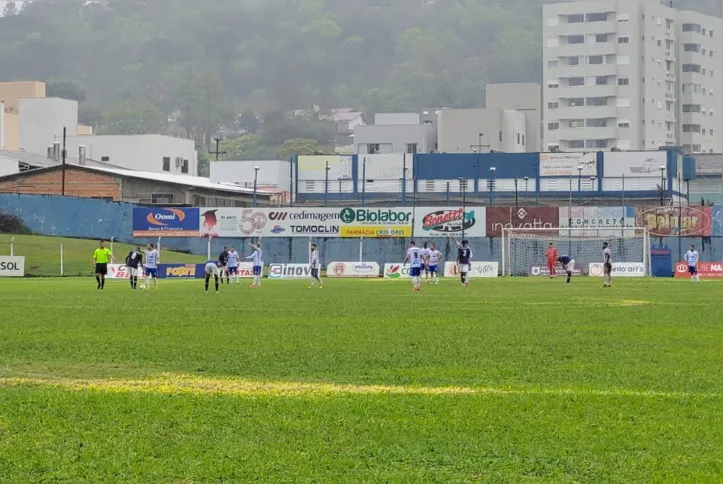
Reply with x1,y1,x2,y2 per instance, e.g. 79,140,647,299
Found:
268,263,315,279
200,207,413,238
0,256,25,277
413,207,486,238
225,262,256,278
444,261,499,278
603,151,668,178
588,262,645,277
106,264,132,279
558,206,637,236
326,262,380,278
540,152,597,177
383,263,413,279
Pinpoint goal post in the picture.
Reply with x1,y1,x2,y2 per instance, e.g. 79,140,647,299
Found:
501,227,650,277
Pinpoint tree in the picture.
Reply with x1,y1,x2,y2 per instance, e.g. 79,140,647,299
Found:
277,138,318,159
219,134,274,161
98,100,166,135
46,80,87,103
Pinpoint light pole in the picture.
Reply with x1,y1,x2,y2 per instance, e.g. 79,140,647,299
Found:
252,166,259,207
659,166,666,206
524,176,529,205
514,176,519,208
361,157,367,207
458,176,467,240
621,173,625,207
324,161,330,207
211,136,226,161
489,166,496,207
577,165,583,203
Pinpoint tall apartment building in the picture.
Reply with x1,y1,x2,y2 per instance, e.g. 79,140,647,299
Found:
543,0,723,154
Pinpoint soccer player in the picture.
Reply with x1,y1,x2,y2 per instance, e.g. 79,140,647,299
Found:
427,243,443,284
227,246,240,284
204,259,221,294
457,239,473,286
557,255,575,284
546,242,559,278
246,242,263,288
144,243,160,289
403,241,424,291
684,244,700,283
125,245,143,290
218,246,229,284
603,242,612,288
92,240,114,290
309,243,323,288
421,242,431,283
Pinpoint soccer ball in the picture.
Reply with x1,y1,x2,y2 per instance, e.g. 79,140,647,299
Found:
139,284,146,290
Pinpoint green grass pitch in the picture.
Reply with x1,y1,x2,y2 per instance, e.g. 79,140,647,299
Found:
0,277,721,482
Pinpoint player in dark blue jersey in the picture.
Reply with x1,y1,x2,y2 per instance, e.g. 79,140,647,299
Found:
125,246,143,290
456,239,473,286
218,246,229,284
557,255,576,284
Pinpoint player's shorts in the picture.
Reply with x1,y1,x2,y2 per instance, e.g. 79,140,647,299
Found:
459,263,470,273
205,262,219,276
228,266,238,275
311,268,319,278
547,260,556,268
567,260,576,272
410,266,422,277
689,265,697,274
145,267,158,278
428,264,438,274
604,262,612,274
253,266,262,276
95,263,107,275
129,267,141,277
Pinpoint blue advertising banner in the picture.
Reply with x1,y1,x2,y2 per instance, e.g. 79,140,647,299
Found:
132,208,200,237
158,263,203,279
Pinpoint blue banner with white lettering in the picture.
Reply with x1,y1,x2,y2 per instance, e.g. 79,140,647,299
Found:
132,208,200,237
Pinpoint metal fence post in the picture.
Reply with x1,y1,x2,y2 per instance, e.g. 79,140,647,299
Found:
60,243,64,277
10,237,14,256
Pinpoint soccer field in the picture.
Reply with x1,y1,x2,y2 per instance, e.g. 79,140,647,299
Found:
1,277,721,482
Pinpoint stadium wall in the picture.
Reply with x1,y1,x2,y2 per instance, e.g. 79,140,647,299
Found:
1,193,721,271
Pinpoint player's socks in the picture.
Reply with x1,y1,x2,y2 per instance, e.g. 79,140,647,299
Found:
205,276,210,292
215,276,219,292
101,277,105,289
96,275,101,288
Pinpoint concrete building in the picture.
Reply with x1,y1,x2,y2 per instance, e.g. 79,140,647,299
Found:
63,134,198,176
210,159,292,193
18,97,79,155
437,108,528,153
485,83,542,151
677,11,723,154
0,81,45,151
353,113,437,154
543,0,723,154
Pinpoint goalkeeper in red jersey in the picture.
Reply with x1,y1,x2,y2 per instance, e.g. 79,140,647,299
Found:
545,242,559,278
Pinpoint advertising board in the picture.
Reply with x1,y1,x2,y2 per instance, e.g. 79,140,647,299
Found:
603,151,668,178
106,264,131,279
529,265,583,277
0,256,25,277
443,261,499,278
674,261,722,279
160,264,201,279
326,262,380,278
268,264,314,279
383,263,412,279
635,206,712,236
486,207,559,237
413,207,486,238
588,262,645,277
132,208,200,237
539,152,597,177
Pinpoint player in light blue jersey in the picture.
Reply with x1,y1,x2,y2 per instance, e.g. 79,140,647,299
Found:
403,241,425,292
427,243,443,284
246,242,263,288
308,243,323,289
421,242,431,283
684,244,700,283
227,246,240,284
144,243,160,289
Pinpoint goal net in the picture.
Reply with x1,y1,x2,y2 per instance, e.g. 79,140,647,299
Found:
502,227,650,277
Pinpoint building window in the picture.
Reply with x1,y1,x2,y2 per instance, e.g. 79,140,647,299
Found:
567,14,584,23
684,43,700,52
547,60,558,68
711,50,714,57
586,13,607,22
586,139,608,149
617,77,630,86
617,36,629,43
666,39,674,49
596,76,608,85
683,104,701,113
568,77,584,86
569,119,585,128
547,102,559,109
569,140,585,149
588,55,604,65
151,194,174,204
682,124,701,133
569,98,585,107
522,135,525,145
682,23,701,33
101,156,110,162
367,144,380,154
499,131,502,142
547,80,559,89
181,159,189,174
586,97,607,106
666,19,674,29
657,39,662,47
595,34,608,43
666,101,674,112
692,144,701,152
711,129,714,136
516,133,521,144
406,143,418,154
162,157,170,172
618,120,630,128
682,64,701,73
568,35,585,44
564,56,581,66
586,119,607,127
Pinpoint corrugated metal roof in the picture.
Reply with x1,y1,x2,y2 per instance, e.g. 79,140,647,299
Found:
0,149,123,169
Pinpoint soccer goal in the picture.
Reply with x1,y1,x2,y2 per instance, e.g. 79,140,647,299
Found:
501,227,650,277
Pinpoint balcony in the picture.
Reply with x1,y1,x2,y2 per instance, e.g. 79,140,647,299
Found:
556,126,617,140
555,21,616,36
556,64,617,78
554,43,617,57
556,105,617,119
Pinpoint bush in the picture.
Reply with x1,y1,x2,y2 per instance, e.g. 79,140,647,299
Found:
0,211,32,234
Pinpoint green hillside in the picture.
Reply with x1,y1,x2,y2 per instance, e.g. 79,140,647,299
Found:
0,234,203,277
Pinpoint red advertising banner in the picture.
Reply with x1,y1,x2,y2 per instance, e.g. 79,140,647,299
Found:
636,206,713,237
486,207,560,237
674,261,722,279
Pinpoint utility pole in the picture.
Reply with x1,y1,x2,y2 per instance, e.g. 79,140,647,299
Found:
210,136,227,161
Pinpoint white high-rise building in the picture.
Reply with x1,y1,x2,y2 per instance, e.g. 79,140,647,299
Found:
543,0,723,153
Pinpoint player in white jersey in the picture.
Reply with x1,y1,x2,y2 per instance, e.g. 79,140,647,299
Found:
602,242,612,288
246,242,263,288
144,243,160,289
308,243,324,288
403,241,425,292
204,260,221,294
227,246,240,284
427,243,443,284
421,242,432,283
684,244,700,282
